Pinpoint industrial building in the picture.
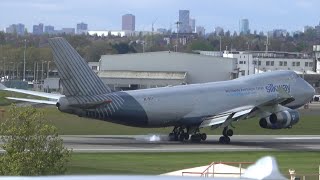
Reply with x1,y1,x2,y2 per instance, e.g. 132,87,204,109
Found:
199,50,320,88
97,52,237,91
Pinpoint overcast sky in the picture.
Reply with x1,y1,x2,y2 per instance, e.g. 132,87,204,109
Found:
1,0,320,33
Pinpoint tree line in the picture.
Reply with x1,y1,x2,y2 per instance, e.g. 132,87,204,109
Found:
0,29,319,80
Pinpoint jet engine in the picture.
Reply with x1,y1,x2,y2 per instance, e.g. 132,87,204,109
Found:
259,110,300,129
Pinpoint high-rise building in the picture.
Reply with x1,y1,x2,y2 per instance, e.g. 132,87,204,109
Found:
77,22,88,34
61,28,75,35
215,26,224,35
272,29,287,38
196,26,205,36
6,23,25,35
179,10,191,33
33,23,44,35
189,18,196,33
44,25,55,34
240,19,250,35
122,14,135,31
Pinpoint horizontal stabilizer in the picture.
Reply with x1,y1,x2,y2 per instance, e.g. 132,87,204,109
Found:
0,84,63,100
6,97,57,105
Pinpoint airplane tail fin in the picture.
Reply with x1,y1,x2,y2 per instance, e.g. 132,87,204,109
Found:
48,37,112,97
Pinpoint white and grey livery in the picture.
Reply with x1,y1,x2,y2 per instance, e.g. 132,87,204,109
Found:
1,37,315,144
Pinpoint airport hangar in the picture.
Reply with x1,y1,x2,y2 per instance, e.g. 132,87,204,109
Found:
94,51,238,91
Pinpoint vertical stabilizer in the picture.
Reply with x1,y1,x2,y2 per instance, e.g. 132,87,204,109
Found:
48,37,111,96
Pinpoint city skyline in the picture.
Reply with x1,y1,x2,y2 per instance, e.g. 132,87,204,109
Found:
1,0,320,33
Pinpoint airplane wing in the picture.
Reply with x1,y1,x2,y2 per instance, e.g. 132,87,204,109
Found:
199,105,254,128
0,83,64,100
200,86,294,129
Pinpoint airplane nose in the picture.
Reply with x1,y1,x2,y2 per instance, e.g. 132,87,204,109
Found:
306,82,315,99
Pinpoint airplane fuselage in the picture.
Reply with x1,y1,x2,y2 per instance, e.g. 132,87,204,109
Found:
62,71,314,128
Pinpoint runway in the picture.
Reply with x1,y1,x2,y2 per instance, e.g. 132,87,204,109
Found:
62,135,320,153
62,103,320,153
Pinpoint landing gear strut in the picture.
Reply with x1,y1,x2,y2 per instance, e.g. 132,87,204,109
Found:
219,127,233,144
169,127,189,142
169,126,206,142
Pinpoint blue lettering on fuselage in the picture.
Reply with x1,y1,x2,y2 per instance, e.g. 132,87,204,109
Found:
225,87,260,97
265,84,290,93
225,84,290,97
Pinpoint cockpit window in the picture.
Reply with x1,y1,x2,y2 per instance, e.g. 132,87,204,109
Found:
288,73,300,81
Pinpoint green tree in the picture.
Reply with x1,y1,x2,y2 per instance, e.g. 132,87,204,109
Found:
188,39,214,51
0,105,72,175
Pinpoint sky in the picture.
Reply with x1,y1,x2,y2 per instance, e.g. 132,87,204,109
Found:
1,0,320,33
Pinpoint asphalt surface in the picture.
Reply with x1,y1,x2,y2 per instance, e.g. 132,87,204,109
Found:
4,102,320,153
61,103,320,153
60,135,320,153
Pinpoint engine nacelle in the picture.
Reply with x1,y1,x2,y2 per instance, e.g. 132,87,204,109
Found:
259,110,300,129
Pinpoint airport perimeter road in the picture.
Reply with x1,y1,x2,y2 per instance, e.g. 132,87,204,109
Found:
59,135,320,153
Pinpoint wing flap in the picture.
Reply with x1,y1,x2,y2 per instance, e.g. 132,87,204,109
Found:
199,114,231,128
200,106,254,128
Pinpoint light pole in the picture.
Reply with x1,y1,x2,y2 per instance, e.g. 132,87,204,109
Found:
219,36,222,53
23,39,26,81
246,42,250,75
41,61,44,82
47,61,50,78
175,21,181,52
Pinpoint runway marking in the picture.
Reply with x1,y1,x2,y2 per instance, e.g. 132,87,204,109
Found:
276,137,320,140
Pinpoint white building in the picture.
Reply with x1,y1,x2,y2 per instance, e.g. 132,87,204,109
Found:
88,30,161,37
223,51,255,77
314,45,320,73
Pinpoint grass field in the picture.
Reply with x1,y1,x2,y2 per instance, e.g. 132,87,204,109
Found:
0,105,320,135
68,152,320,177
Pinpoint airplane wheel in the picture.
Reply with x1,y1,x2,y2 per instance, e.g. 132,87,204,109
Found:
226,129,233,137
169,133,175,141
224,136,231,144
178,134,185,142
184,133,190,140
219,136,224,144
191,134,201,142
219,136,231,144
201,133,207,141
223,128,227,136
174,134,179,141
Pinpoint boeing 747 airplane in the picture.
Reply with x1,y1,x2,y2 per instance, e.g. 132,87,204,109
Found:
1,37,315,144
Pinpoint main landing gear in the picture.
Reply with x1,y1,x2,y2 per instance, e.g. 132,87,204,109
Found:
169,126,207,142
219,127,233,144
